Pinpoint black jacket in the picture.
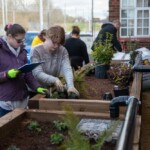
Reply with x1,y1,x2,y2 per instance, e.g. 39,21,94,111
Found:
64,37,89,70
91,23,122,52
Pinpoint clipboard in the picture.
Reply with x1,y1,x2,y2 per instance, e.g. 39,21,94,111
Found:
18,62,44,73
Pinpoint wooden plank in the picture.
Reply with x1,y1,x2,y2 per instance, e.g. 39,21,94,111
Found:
28,94,45,109
133,115,141,144
38,99,127,114
26,109,125,121
0,109,26,142
132,144,139,150
130,72,142,100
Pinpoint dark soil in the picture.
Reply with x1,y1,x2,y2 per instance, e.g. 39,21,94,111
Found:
84,75,115,100
0,119,116,150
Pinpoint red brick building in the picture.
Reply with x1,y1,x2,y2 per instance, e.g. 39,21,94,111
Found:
109,0,150,51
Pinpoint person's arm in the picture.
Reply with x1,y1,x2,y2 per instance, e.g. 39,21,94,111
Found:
111,28,122,52
60,48,74,88
91,31,101,50
61,48,79,95
81,42,89,64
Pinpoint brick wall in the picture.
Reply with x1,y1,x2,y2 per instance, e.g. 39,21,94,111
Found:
109,0,120,21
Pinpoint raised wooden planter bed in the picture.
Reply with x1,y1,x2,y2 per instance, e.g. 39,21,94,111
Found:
0,109,141,150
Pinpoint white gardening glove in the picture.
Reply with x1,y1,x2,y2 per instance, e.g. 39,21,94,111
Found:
67,87,79,96
54,78,64,92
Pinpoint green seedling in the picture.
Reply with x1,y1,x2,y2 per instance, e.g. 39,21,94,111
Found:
7,145,20,150
27,121,41,132
53,120,68,131
50,133,64,145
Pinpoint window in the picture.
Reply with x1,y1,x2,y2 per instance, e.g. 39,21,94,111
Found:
120,0,150,37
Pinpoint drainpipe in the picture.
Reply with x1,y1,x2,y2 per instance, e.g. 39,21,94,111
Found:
110,96,129,118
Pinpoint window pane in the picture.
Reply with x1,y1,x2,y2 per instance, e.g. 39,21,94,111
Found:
122,0,127,7
121,19,127,27
144,19,149,27
144,0,148,7
128,28,134,36
128,19,134,27
137,19,143,27
128,0,134,7
121,10,127,18
137,28,142,35
137,10,143,18
137,0,143,7
143,28,149,35
144,10,149,17
128,9,134,18
121,28,127,36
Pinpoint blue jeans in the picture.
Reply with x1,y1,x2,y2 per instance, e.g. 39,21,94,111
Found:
0,107,11,117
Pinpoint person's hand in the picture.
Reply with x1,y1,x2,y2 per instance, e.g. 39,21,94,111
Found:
54,78,64,91
7,69,20,78
67,87,79,96
36,87,48,94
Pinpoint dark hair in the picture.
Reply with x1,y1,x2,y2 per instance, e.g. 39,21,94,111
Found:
39,29,47,36
38,29,47,42
46,25,65,45
4,23,26,37
72,26,80,35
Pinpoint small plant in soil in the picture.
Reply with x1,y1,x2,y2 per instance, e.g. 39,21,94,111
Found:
50,133,64,145
27,121,42,132
59,106,120,150
107,63,133,89
7,145,20,150
53,120,68,131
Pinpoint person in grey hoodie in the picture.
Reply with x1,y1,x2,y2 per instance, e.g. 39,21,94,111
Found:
91,20,122,52
0,23,47,117
30,25,79,96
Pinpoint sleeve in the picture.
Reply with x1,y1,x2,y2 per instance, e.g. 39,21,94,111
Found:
30,47,58,87
112,32,122,52
91,31,101,50
21,50,41,91
81,42,89,64
0,71,8,83
60,48,74,88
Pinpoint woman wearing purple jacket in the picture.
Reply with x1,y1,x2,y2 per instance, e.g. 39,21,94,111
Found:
0,23,47,117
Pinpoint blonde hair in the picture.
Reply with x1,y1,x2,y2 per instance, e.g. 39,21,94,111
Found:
46,25,65,45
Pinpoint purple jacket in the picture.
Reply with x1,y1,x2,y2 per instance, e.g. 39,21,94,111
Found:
0,38,41,101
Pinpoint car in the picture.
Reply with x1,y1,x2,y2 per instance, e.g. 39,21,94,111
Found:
24,31,39,63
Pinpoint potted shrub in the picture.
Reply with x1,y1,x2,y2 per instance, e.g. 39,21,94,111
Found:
91,33,114,79
107,63,133,97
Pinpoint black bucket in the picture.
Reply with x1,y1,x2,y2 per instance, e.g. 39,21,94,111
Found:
114,87,129,97
95,64,109,79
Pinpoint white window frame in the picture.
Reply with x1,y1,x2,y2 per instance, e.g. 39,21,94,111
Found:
120,0,150,37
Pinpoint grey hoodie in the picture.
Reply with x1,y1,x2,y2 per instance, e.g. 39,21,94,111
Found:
30,44,74,88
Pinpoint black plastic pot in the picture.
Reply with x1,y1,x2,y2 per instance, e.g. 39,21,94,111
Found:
95,64,109,79
113,87,129,97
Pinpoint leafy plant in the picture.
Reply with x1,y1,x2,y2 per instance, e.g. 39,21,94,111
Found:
58,106,120,150
59,106,91,150
50,133,64,145
107,63,133,89
126,38,139,52
53,120,68,131
91,32,114,65
73,63,96,98
27,121,42,132
7,145,20,150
